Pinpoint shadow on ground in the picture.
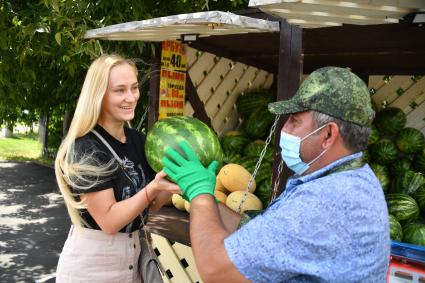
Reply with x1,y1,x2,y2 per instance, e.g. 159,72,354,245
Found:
0,161,70,283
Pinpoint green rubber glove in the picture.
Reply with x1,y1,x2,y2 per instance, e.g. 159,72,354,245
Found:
162,141,219,202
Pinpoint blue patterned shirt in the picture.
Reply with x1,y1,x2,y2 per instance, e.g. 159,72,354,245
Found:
224,152,390,283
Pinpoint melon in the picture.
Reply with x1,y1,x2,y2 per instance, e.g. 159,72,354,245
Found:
171,194,186,211
226,191,263,213
218,163,256,193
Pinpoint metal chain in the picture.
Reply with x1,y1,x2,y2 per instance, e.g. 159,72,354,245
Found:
237,114,281,213
270,159,284,202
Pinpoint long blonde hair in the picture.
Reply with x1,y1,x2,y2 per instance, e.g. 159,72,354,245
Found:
55,54,137,227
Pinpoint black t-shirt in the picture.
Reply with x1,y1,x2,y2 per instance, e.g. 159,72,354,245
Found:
72,124,155,233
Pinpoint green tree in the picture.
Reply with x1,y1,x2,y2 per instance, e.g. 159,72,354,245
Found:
0,0,248,153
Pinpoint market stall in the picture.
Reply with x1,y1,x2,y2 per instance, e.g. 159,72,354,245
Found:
84,2,425,281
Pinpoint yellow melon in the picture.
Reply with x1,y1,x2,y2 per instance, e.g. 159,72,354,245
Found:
215,176,229,195
171,194,186,211
218,163,256,193
214,190,227,204
184,200,191,213
226,191,263,214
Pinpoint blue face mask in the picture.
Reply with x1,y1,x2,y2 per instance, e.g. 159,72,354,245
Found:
279,124,329,175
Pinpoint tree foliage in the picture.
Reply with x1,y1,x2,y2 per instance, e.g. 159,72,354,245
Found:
0,0,248,145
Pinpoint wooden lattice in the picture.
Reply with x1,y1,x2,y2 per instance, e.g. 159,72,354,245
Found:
185,46,274,136
369,75,425,134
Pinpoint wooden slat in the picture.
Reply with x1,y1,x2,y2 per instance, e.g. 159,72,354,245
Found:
212,66,258,132
172,243,203,283
368,75,385,91
390,77,425,114
208,63,245,122
186,75,212,127
186,47,199,68
369,76,415,108
188,52,217,87
151,234,193,282
197,57,233,104
250,70,271,89
405,102,425,135
217,107,241,136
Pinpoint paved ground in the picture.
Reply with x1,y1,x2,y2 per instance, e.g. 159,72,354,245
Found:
0,161,70,283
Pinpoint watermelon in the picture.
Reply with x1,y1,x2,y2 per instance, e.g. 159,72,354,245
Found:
145,116,223,173
369,139,398,164
386,193,419,225
389,171,425,195
389,214,403,241
236,89,274,118
221,131,250,155
256,177,272,207
413,147,425,174
389,157,412,177
368,125,380,145
369,163,390,192
413,185,425,210
374,107,406,135
395,127,425,154
222,151,241,165
244,140,273,161
243,108,275,140
403,223,425,246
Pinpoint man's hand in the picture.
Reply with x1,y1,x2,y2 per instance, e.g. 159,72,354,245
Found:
162,141,218,202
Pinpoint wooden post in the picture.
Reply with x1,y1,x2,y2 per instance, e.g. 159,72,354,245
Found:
272,20,302,197
147,43,162,130
186,75,212,128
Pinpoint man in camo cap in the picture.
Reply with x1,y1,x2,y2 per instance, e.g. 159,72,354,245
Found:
162,66,390,282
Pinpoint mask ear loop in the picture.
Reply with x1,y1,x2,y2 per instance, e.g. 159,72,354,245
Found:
301,124,330,166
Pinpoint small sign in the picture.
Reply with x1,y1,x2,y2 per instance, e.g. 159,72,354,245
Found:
158,41,187,119
158,69,186,119
161,40,187,72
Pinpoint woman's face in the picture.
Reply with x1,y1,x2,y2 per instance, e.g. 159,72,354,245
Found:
100,63,139,125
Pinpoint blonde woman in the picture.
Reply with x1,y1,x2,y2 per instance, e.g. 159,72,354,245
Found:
55,54,180,282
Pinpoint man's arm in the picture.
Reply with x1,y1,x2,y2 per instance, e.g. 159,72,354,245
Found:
190,195,250,283
217,202,241,233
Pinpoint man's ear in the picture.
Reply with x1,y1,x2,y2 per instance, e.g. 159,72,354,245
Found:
322,122,339,149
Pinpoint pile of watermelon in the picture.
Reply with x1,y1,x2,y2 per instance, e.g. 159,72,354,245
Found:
366,106,425,246
220,88,276,207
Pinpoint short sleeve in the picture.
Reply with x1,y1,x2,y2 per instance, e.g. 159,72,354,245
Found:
224,186,342,282
71,137,116,193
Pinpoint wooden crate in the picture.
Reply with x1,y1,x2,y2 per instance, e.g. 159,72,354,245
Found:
151,233,203,283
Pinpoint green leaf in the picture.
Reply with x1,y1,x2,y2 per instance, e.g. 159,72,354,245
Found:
55,32,61,45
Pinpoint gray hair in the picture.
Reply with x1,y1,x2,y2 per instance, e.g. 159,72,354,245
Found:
311,111,371,152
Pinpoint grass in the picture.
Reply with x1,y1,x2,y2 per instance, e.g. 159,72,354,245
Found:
0,132,54,166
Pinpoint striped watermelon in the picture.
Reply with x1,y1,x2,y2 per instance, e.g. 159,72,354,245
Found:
368,125,380,145
236,89,273,118
221,131,250,155
389,171,425,195
413,185,425,210
389,157,412,177
403,223,425,246
386,193,419,225
369,139,398,164
145,116,223,173
243,108,275,140
389,214,403,242
395,127,425,154
369,163,390,192
374,107,406,135
244,140,273,161
256,177,272,207
413,148,425,174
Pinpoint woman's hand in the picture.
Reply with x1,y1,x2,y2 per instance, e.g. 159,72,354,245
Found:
147,170,180,198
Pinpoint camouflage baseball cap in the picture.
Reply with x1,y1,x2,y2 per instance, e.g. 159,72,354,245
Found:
268,66,375,126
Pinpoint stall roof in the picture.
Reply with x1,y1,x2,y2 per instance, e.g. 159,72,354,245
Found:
84,11,279,42
248,0,425,28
